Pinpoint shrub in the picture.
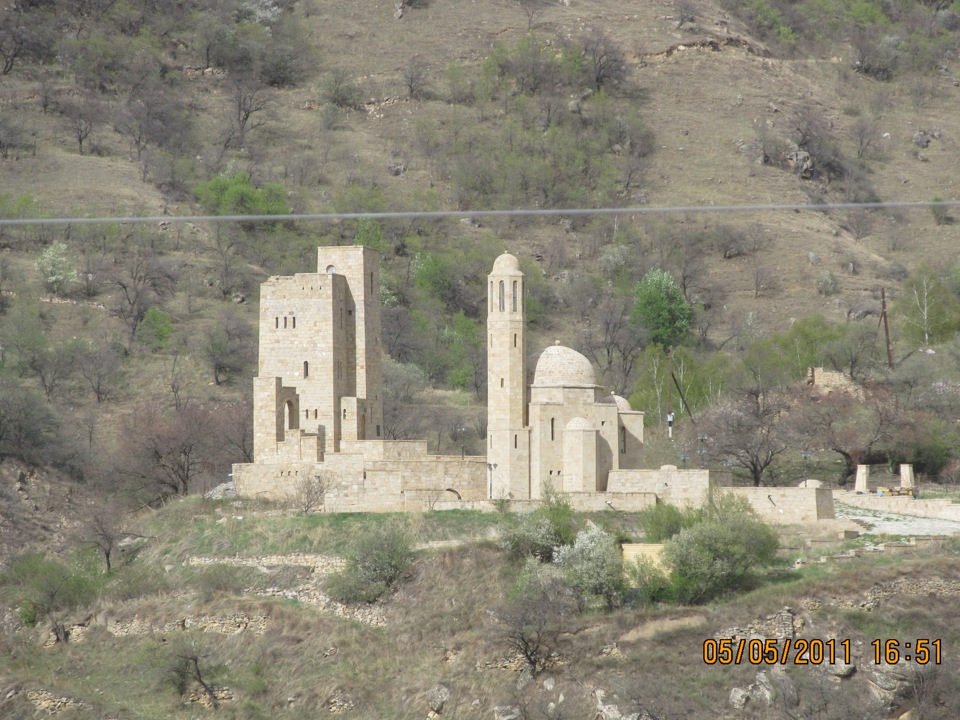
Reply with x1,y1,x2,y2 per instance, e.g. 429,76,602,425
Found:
625,556,670,606
662,518,779,604
636,501,697,542
816,271,839,296
499,482,576,561
325,522,416,603
553,525,626,609
930,197,949,226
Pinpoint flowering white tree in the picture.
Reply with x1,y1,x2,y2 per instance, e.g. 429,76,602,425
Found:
554,525,625,609
35,241,77,297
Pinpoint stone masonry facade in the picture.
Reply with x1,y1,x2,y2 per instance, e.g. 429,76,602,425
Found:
233,247,833,524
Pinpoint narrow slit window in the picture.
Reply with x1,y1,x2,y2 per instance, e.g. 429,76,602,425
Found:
514,434,517,449
512,280,517,311
498,280,505,312
283,317,288,328
550,418,555,441
292,317,296,329
513,333,517,348
303,361,309,378
275,317,279,328
500,378,504,388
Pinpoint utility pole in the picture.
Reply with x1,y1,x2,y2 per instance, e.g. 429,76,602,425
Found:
880,287,894,369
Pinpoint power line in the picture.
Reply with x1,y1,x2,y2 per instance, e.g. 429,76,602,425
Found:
0,200,956,227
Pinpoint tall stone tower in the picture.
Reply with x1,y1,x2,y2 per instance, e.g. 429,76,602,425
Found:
487,253,530,499
253,246,383,462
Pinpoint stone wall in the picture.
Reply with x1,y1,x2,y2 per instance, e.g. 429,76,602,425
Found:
837,491,960,522
622,543,666,570
608,467,712,508
726,487,835,524
233,455,487,512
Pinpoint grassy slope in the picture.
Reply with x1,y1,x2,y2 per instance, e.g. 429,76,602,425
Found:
2,500,960,719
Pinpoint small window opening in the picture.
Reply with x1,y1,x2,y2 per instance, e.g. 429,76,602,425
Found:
303,361,309,378
512,280,517,312
304,409,309,419
498,280,505,312
314,409,318,419
513,333,517,348
275,317,279,328
376,424,381,437
342,409,347,419
550,418,555,441
514,434,518,449
283,317,288,329
292,316,296,329
500,378,504,388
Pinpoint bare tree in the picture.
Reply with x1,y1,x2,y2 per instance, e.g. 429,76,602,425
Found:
201,309,254,386
77,340,124,403
402,58,431,99
676,0,697,27
222,80,273,148
699,389,794,486
851,115,878,160
498,562,575,675
578,291,647,394
517,0,550,30
578,30,627,90
60,96,103,156
291,472,332,514
108,249,178,348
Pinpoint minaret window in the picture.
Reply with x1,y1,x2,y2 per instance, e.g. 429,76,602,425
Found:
512,280,517,311
499,281,505,312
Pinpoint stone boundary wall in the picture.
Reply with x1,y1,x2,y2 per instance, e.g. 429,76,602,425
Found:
727,487,835,524
837,492,960,522
608,468,712,508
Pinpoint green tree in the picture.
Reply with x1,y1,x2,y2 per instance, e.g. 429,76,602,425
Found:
194,171,289,220
632,269,692,348
662,497,778,604
897,264,960,346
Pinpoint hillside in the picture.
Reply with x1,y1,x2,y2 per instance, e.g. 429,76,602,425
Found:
2,497,960,720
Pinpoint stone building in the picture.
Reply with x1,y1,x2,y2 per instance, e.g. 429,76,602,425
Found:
486,252,645,500
233,246,834,523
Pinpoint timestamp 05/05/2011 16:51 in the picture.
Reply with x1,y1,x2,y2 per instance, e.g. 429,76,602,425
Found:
703,638,944,666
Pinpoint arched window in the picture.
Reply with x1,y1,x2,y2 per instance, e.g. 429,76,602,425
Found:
498,281,505,312
303,361,309,378
512,280,517,312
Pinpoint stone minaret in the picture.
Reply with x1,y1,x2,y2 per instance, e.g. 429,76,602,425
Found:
487,253,530,499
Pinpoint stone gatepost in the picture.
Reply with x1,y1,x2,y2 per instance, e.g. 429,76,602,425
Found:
899,464,915,489
854,465,869,493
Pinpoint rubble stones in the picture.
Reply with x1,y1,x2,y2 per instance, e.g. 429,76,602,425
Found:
427,685,450,714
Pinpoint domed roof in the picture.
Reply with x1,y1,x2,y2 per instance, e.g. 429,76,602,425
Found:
601,393,633,412
565,416,594,431
491,253,522,275
530,342,597,388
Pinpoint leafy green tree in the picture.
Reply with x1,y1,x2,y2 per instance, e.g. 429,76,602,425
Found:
632,269,692,348
194,171,289,219
897,263,960,346
662,497,778,604
138,306,174,351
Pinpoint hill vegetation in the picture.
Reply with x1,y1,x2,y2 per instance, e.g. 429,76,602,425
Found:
3,1,960,713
